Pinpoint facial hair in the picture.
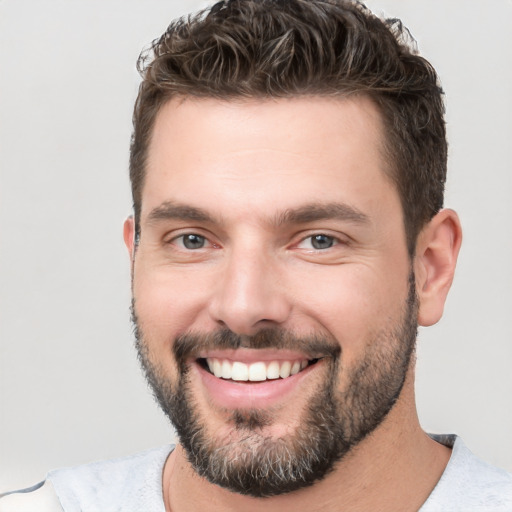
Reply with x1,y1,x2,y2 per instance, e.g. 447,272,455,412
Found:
133,271,418,498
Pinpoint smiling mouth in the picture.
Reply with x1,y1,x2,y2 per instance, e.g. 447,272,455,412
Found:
198,357,321,382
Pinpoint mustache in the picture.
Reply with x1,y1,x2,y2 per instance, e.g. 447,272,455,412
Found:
173,328,341,366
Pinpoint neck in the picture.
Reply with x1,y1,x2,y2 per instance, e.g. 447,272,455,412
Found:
162,370,450,512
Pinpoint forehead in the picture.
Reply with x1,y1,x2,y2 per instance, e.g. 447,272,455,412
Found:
142,95,396,222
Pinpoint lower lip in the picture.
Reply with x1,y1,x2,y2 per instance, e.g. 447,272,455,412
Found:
192,361,321,410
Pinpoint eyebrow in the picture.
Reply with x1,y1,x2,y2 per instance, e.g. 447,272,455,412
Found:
145,200,369,227
146,201,217,225
274,202,369,226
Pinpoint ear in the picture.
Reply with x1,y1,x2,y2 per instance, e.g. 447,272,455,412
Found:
414,209,462,327
123,216,136,263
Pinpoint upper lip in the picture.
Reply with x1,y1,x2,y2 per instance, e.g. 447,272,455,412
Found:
195,348,320,364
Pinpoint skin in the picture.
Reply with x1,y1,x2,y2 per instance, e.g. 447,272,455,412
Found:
124,96,462,511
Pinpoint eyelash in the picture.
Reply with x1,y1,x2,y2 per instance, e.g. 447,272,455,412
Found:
167,232,344,252
296,233,342,251
170,233,212,250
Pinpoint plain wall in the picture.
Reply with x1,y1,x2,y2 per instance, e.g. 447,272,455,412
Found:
1,0,511,492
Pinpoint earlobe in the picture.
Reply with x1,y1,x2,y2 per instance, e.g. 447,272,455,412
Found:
414,209,462,327
123,216,136,262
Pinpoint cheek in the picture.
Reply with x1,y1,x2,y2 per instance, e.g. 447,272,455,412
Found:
132,264,215,347
133,253,224,345
290,264,409,355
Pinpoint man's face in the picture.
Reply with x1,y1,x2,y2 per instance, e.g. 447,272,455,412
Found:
129,96,417,496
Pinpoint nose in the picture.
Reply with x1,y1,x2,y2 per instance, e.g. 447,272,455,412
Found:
208,245,292,335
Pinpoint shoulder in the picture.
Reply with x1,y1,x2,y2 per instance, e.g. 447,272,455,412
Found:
47,445,173,511
0,445,173,512
0,481,63,512
48,444,173,486
421,435,512,512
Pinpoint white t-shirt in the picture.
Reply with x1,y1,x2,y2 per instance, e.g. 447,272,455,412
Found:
1,435,511,511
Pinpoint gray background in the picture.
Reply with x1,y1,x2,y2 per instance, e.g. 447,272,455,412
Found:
1,0,511,492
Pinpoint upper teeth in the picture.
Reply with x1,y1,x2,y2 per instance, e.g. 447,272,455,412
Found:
206,358,309,381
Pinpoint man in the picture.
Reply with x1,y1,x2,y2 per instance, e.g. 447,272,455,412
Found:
1,0,511,510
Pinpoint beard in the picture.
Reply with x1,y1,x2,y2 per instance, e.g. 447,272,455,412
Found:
133,271,418,498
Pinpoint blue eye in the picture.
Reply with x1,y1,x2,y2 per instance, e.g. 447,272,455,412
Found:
310,234,335,250
296,233,339,251
180,234,206,249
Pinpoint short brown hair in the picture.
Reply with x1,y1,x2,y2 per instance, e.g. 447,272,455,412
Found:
130,0,446,254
